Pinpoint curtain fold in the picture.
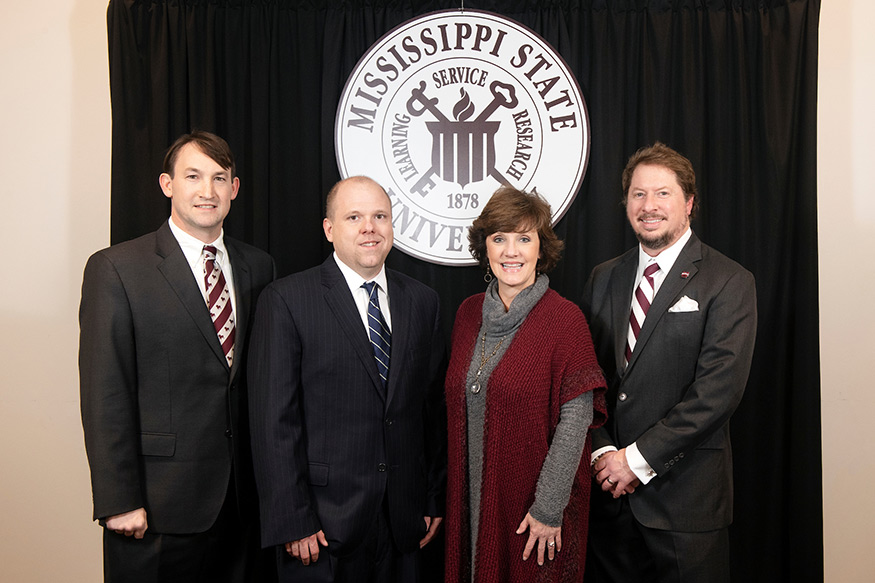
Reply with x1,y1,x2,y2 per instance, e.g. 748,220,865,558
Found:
107,1,822,580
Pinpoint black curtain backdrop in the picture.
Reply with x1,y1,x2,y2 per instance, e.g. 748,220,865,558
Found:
107,1,822,580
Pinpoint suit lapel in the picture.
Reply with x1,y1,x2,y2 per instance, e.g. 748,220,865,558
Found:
610,249,638,374
320,257,386,401
155,222,229,369
384,270,409,407
225,239,251,380
626,235,702,372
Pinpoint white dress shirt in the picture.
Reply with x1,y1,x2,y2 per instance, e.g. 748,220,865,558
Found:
332,252,392,334
168,217,237,316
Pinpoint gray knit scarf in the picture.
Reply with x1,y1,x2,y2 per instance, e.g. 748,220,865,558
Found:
464,274,549,571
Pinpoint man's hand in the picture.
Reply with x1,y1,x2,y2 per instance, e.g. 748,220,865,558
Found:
593,449,640,498
285,530,328,565
420,516,443,548
105,507,148,539
516,512,562,566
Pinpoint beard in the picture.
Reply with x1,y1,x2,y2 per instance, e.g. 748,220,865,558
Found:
633,215,689,253
635,229,676,252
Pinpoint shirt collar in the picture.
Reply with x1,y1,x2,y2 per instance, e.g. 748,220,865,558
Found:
636,227,692,276
168,217,228,267
332,252,389,295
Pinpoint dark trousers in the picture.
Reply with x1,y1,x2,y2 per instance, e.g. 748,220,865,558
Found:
276,503,420,583
586,493,729,583
103,480,274,583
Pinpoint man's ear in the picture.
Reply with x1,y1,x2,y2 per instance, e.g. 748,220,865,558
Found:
159,173,173,198
230,176,240,200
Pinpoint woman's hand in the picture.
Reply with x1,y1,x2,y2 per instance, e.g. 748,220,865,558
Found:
516,512,561,565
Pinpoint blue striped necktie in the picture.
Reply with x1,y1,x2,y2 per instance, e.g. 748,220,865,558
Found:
362,281,391,387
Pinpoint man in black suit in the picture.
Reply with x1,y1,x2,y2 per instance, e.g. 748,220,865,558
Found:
79,131,275,582
581,143,757,582
248,176,446,583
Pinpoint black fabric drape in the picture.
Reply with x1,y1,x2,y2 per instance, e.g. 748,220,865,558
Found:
107,1,822,581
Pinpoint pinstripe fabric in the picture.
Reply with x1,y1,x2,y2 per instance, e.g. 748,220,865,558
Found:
248,256,447,558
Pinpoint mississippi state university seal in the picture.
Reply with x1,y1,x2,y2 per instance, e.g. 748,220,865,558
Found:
336,10,590,265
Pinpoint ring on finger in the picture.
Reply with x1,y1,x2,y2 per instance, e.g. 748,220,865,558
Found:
606,477,616,485
547,541,556,548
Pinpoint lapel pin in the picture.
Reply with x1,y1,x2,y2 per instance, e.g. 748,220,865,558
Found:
680,271,690,279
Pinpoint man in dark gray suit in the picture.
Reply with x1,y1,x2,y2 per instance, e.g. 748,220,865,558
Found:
581,143,757,582
79,131,275,582
248,176,446,583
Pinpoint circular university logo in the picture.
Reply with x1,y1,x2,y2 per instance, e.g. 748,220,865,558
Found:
336,10,590,265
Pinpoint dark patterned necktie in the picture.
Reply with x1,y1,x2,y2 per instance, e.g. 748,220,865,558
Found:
362,281,391,387
203,245,235,367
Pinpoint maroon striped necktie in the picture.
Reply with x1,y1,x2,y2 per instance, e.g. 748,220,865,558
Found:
625,262,660,364
203,245,235,367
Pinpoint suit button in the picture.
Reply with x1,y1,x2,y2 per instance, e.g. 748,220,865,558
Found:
618,392,628,402
225,429,233,438
377,463,387,472
385,419,394,426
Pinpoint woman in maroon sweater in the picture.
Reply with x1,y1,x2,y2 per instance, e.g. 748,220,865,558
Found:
444,187,607,583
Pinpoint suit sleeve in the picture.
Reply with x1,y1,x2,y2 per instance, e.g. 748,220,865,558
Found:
79,252,145,521
636,268,757,475
423,294,448,518
580,267,615,452
248,284,322,547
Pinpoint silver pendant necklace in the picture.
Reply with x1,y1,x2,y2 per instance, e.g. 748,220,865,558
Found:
470,333,507,394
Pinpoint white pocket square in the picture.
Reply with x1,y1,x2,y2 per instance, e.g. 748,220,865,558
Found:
669,295,699,312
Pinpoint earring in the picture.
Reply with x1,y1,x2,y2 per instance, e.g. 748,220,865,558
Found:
484,265,493,283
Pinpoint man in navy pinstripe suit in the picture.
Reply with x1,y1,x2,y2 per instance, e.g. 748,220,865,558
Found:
248,176,447,583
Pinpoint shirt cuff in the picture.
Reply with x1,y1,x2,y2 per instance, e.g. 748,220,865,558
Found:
590,445,618,467
626,442,657,484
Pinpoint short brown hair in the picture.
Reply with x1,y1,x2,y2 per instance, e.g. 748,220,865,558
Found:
468,187,564,273
163,130,236,178
621,142,699,218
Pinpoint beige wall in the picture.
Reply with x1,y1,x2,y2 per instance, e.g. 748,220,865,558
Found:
818,1,875,582
0,0,869,581
0,0,108,581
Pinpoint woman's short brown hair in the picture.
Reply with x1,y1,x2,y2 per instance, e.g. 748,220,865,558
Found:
468,187,564,273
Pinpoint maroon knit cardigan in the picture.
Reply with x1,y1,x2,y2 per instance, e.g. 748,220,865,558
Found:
444,289,607,583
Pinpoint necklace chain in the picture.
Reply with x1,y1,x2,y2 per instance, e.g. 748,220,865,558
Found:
470,333,507,394
478,333,506,371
